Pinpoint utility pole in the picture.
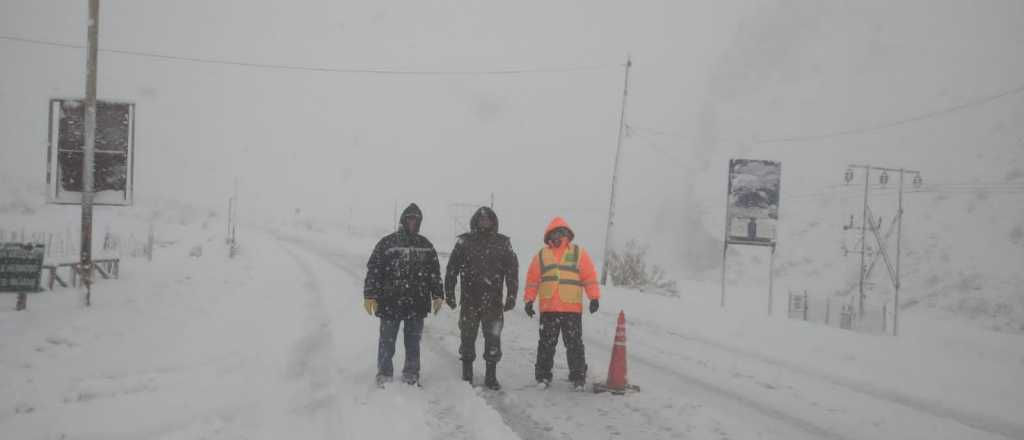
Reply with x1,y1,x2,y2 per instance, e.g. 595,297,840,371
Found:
80,0,100,307
226,196,233,242
231,178,239,246
846,164,920,335
895,169,905,336
858,166,870,317
601,54,632,285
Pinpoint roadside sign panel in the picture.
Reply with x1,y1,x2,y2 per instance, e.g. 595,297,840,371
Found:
726,159,781,245
47,99,135,206
0,243,45,293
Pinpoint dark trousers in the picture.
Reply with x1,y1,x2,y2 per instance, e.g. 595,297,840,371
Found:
459,313,503,364
535,312,587,382
377,318,424,380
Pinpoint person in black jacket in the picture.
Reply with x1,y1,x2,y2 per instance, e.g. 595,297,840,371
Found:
444,206,519,390
364,203,444,387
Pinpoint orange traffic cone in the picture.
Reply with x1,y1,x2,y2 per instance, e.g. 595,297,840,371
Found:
593,310,639,394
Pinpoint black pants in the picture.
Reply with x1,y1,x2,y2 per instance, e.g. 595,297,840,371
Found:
535,312,587,382
459,312,503,364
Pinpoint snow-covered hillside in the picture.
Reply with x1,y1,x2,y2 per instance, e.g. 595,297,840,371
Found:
723,182,1024,334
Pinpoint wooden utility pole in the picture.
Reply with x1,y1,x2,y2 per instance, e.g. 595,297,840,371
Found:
601,54,632,285
81,0,100,307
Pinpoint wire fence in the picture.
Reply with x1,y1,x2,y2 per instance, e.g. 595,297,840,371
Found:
0,227,151,262
787,290,891,335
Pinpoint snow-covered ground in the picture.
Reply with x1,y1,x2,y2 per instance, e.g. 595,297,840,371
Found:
2,206,1022,440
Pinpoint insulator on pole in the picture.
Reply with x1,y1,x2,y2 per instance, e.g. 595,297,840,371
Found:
844,168,854,184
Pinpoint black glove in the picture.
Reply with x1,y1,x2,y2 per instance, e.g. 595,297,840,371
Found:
504,297,516,312
589,299,599,314
446,296,457,310
524,301,535,318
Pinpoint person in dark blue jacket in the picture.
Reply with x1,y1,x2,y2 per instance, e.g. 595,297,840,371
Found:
364,203,444,387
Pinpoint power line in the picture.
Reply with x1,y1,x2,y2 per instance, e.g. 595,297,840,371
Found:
627,126,690,167
0,34,622,76
628,125,688,139
782,183,1024,202
755,80,1024,144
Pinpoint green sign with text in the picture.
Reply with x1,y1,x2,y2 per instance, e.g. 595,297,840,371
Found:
0,243,45,293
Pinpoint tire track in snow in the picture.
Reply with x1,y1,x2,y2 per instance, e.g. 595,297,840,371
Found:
584,334,848,440
276,235,532,440
276,242,343,437
275,232,560,440
418,331,562,440
621,319,1021,440
276,231,844,439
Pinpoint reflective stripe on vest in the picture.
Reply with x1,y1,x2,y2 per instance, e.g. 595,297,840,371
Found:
537,245,583,305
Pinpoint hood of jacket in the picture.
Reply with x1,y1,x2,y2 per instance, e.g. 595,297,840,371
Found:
542,216,575,244
399,203,423,233
469,206,499,234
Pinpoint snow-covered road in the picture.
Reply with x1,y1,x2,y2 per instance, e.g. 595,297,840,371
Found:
276,232,830,440
276,229,1018,440
1,225,1018,439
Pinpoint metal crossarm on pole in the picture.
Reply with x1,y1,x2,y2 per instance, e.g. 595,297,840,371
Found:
866,206,899,287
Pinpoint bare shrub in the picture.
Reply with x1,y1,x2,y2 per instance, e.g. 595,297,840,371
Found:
606,239,678,295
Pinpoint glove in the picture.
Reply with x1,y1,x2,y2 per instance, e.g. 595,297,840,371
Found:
364,299,377,316
432,298,444,315
446,296,457,310
524,301,535,318
504,297,516,312
589,299,599,314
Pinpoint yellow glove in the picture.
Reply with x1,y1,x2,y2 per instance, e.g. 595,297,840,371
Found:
364,299,377,316
432,298,443,315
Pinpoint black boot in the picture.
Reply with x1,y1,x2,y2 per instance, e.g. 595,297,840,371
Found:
462,361,473,385
484,362,500,390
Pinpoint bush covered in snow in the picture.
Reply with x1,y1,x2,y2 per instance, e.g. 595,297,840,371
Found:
606,239,679,295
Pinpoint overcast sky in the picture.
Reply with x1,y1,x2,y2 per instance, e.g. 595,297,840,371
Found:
2,0,1022,273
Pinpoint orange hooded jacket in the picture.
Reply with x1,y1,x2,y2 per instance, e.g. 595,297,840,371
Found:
523,217,600,313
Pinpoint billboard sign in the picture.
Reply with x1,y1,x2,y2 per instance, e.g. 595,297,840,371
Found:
726,159,781,245
47,99,135,206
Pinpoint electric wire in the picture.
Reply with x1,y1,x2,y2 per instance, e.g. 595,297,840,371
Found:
0,35,622,76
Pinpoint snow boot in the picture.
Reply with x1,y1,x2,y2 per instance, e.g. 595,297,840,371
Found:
572,380,587,392
462,361,473,385
484,362,501,391
402,374,420,387
375,374,392,388
536,379,551,390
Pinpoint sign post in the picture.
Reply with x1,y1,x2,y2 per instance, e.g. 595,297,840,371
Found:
43,0,137,307
0,243,46,311
720,159,782,314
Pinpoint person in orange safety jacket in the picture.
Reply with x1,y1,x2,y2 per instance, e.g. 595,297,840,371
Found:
522,216,600,391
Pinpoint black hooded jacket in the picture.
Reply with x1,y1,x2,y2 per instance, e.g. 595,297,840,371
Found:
444,207,519,320
364,203,444,320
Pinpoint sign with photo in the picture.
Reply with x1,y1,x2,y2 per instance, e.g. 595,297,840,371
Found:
726,159,781,245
